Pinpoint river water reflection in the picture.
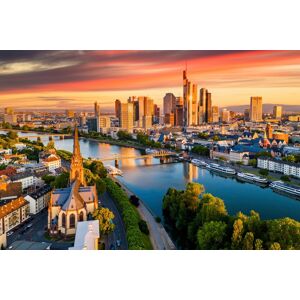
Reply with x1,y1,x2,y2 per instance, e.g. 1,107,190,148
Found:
4,131,300,220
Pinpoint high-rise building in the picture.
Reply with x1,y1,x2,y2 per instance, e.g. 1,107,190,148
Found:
199,88,212,123
115,99,121,121
164,113,175,126
212,106,219,123
244,108,250,121
250,97,263,122
120,102,134,132
183,70,198,126
221,109,230,123
153,104,160,123
143,115,153,130
138,96,145,127
273,105,282,119
175,97,184,126
4,107,17,124
94,101,100,117
163,93,176,115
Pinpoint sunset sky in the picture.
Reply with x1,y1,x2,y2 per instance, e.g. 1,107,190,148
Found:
1,50,300,112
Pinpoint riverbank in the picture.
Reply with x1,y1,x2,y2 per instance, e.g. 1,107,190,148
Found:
110,175,176,250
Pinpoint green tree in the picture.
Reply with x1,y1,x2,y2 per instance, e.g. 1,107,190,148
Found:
117,130,132,140
93,207,115,235
200,194,227,224
254,239,264,250
280,175,291,182
191,145,210,156
259,169,269,176
242,232,254,250
45,140,55,151
282,155,296,163
197,221,227,250
248,159,257,167
51,172,69,188
269,242,281,250
231,219,244,249
7,131,18,140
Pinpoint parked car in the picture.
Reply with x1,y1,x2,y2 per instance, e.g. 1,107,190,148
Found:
7,231,14,237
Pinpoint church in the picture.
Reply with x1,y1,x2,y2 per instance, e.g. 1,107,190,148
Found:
48,126,98,236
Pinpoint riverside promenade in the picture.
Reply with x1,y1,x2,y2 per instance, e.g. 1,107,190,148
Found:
109,175,176,250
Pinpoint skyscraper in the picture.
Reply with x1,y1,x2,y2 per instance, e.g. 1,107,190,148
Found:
273,105,282,119
163,93,176,115
94,101,100,117
153,104,160,123
199,88,212,123
138,96,145,127
115,99,121,121
221,109,230,123
175,97,184,126
120,102,134,132
212,106,219,123
250,96,263,122
183,70,198,126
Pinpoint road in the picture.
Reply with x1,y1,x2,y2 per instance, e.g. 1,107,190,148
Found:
110,176,176,250
100,192,128,250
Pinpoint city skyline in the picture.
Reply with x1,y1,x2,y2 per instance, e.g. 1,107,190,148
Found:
1,50,300,111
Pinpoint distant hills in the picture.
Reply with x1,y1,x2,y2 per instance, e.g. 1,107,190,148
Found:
223,104,300,114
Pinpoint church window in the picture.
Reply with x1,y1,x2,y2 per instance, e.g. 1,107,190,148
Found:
62,213,66,228
69,214,76,228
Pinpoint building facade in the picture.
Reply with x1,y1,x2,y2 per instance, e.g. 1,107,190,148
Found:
250,96,263,122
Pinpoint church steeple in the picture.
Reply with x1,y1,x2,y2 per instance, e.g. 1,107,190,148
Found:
69,125,85,186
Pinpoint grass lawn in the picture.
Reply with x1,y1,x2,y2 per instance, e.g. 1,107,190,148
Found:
141,233,153,250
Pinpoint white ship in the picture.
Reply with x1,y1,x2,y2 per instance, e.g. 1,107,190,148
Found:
105,165,123,176
191,159,208,167
207,163,236,175
270,181,300,197
145,148,159,155
237,172,268,184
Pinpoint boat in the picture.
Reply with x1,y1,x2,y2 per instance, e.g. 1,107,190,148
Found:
105,165,123,176
191,159,208,167
270,181,300,197
237,172,268,184
207,163,236,175
145,148,159,155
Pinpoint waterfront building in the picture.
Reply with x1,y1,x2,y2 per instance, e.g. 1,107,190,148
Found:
4,113,17,125
94,101,100,117
99,116,111,133
115,99,121,121
163,93,176,115
48,126,98,236
69,220,100,250
120,102,134,132
250,96,263,122
40,153,61,172
86,117,98,132
212,106,219,123
143,115,153,130
257,157,300,178
273,105,282,119
288,115,300,122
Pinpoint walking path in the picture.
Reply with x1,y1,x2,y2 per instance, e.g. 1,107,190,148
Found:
110,176,176,250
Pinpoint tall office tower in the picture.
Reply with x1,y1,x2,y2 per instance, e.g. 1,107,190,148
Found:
4,107,14,115
250,96,263,122
244,108,250,121
66,110,75,118
143,115,152,130
206,92,212,123
273,105,282,119
79,114,87,127
133,100,139,122
138,96,145,127
221,109,230,123
212,106,219,123
94,101,100,116
163,93,176,115
144,98,154,116
153,104,160,123
164,113,175,126
175,97,184,126
120,102,134,132
183,70,198,126
115,99,121,121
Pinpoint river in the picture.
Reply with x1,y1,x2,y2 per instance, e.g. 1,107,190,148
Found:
4,130,300,221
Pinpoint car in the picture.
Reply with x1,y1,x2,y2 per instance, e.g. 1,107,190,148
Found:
116,240,121,247
7,231,14,237
26,223,33,229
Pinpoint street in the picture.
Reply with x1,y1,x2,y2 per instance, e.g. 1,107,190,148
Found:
100,192,128,250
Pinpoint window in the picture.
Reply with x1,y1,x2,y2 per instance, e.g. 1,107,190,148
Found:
62,213,66,227
79,211,84,222
69,214,76,228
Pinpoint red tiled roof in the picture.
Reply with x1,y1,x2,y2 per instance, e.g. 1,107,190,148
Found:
0,197,28,219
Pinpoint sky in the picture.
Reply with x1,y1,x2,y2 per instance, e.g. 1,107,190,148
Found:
1,50,300,112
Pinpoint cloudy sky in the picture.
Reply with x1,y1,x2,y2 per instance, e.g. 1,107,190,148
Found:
1,50,300,111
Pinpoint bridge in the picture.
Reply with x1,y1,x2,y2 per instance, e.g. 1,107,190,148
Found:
91,151,178,166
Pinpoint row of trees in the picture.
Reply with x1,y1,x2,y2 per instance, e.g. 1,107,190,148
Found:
191,145,210,156
163,182,300,250
103,177,151,249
